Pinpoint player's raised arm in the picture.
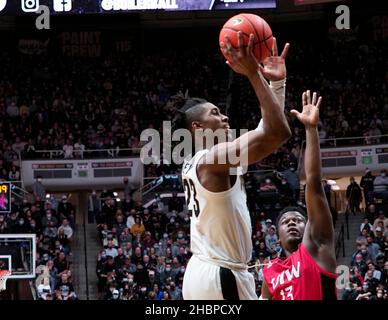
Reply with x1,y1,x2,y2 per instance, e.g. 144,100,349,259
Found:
258,37,290,119
291,91,336,272
203,33,291,172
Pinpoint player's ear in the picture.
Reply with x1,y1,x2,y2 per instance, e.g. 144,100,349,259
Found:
192,121,202,130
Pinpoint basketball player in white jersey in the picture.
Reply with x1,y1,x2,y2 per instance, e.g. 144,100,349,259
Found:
174,32,291,300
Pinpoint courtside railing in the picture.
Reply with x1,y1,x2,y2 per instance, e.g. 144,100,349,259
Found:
320,134,388,147
335,223,346,258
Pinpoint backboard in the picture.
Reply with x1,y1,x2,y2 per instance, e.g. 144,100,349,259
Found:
0,234,36,279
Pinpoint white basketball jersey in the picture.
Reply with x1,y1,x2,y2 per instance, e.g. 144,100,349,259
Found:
182,149,252,271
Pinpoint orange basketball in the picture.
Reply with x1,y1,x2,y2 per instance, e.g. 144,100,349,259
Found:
219,13,274,63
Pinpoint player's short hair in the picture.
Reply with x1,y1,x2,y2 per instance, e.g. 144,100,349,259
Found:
171,96,208,131
276,206,307,229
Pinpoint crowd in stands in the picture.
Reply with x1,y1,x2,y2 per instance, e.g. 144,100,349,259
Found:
0,38,386,174
0,190,77,300
0,24,387,300
342,170,388,300
93,188,189,300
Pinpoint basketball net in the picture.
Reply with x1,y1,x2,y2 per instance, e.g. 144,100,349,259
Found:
0,270,11,292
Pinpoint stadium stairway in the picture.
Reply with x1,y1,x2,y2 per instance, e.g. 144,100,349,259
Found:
71,194,100,300
335,211,361,267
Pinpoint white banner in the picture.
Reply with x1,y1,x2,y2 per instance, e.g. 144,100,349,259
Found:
21,158,143,191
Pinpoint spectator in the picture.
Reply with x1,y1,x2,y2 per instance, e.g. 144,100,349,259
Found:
134,263,148,287
24,139,36,159
8,165,20,181
281,164,300,202
374,227,385,249
113,214,127,238
265,226,278,254
132,247,143,266
363,270,379,295
55,273,77,300
360,169,375,206
37,277,52,300
346,177,362,215
360,217,374,234
122,196,135,215
41,210,59,229
168,281,182,300
382,261,388,287
142,231,155,248
114,247,126,269
355,283,373,300
6,101,19,117
262,219,273,235
349,267,363,288
122,242,133,258
63,139,74,159
47,260,58,292
43,221,58,239
12,137,26,155
57,218,73,240
105,240,118,258
32,176,46,204
74,138,85,158
119,228,133,248
373,169,388,200
57,195,74,224
322,180,332,207
358,244,373,262
142,210,155,237
126,209,137,230
123,176,133,199
366,236,381,263
159,262,174,286
131,216,146,238
373,210,388,232
366,262,382,281
143,254,154,270
54,252,70,276
351,253,368,276
152,283,164,300
88,190,102,224
371,288,386,301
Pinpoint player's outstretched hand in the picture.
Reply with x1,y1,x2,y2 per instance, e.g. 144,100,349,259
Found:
290,90,322,128
259,37,289,81
220,32,259,78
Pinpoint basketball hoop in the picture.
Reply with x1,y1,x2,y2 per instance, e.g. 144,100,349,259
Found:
0,270,11,292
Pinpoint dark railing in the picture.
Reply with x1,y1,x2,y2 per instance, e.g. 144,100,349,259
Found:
21,148,142,160
344,207,350,240
320,134,388,147
336,223,346,258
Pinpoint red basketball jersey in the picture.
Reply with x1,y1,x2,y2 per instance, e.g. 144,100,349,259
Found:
263,243,337,300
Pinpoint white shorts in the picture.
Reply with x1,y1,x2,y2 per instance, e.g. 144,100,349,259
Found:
182,255,258,300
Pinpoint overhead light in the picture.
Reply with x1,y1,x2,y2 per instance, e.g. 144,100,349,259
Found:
46,194,50,199
113,192,118,197
0,0,7,13
116,198,121,202
327,180,337,185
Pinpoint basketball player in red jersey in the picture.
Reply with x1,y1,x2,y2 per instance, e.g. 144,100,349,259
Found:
260,91,337,300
